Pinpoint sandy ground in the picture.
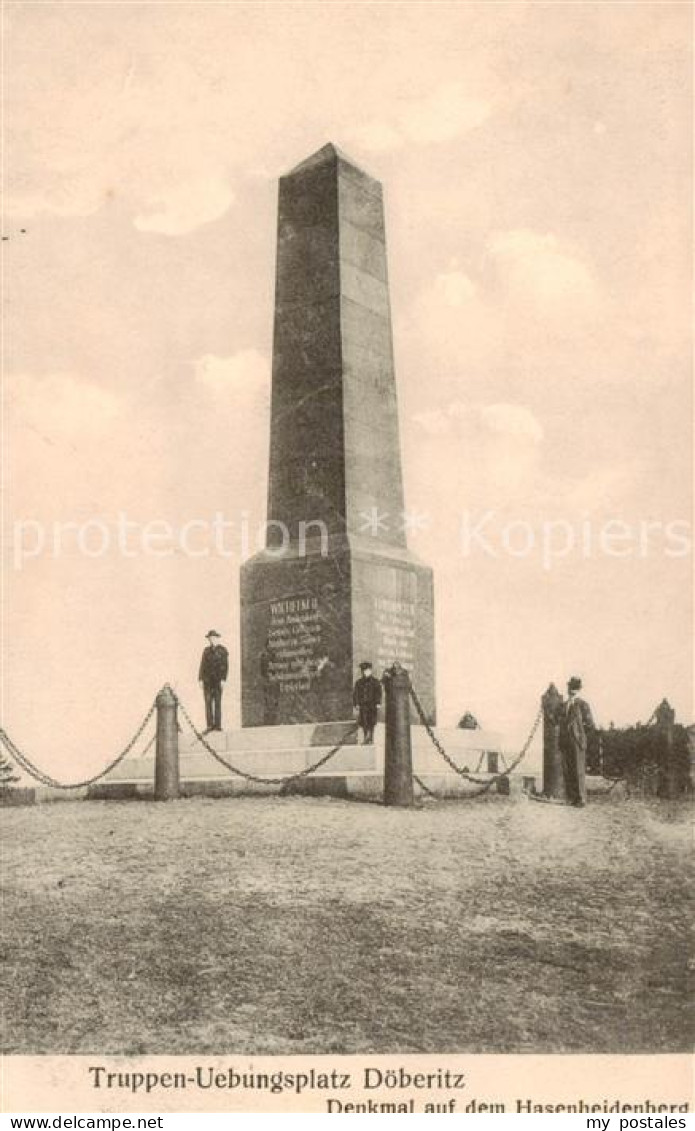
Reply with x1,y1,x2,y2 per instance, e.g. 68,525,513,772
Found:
1,793,692,1054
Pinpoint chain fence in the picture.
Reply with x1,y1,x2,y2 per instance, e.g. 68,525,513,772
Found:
3,679,680,803
0,703,157,790
172,688,359,786
412,773,439,799
409,684,542,798
139,732,156,758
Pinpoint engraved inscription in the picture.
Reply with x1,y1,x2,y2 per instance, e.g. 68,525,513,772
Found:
374,595,416,672
267,595,323,694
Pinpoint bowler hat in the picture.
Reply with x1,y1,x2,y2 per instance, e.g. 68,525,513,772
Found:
206,629,221,639
567,676,582,691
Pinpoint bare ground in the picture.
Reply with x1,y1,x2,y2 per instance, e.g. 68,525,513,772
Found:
1,793,692,1054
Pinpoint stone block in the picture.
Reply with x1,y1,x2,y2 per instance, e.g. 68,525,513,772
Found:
102,758,154,782
497,775,526,798
304,743,377,773
340,294,393,358
340,260,391,319
272,299,343,367
339,220,389,282
337,167,385,242
282,775,349,799
87,782,144,801
240,547,354,725
279,159,339,228
276,224,339,308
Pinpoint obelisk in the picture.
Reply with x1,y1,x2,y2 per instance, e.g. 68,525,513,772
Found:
240,143,436,726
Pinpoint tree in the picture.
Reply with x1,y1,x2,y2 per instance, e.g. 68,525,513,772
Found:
0,749,19,792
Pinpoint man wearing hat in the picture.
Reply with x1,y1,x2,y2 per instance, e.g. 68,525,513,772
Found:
198,630,229,733
558,676,595,807
352,661,383,745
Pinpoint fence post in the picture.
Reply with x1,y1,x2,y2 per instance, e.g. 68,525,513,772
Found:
154,685,180,801
383,663,414,808
655,698,677,800
542,683,565,800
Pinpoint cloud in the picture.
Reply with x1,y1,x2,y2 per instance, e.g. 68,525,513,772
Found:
413,399,543,444
191,351,271,483
350,82,492,153
403,229,602,386
134,177,235,236
560,463,644,515
432,270,478,308
410,409,451,436
194,349,269,397
410,400,544,502
3,181,105,221
486,229,599,320
351,121,402,154
410,397,642,522
404,265,495,374
5,356,272,529
4,15,249,233
478,403,544,444
5,372,129,522
405,83,492,144
6,372,122,443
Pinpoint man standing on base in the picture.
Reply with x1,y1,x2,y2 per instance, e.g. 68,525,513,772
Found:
199,630,229,733
558,676,595,807
353,661,383,745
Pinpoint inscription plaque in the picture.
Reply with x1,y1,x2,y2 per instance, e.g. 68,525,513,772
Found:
374,596,417,673
267,595,324,694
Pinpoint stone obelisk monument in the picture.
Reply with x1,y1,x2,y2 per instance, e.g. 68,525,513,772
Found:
241,143,435,726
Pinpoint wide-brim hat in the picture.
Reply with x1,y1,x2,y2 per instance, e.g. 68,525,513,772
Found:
206,629,221,639
359,661,373,670
567,676,582,691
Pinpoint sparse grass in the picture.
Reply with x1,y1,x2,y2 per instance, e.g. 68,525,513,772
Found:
1,793,692,1054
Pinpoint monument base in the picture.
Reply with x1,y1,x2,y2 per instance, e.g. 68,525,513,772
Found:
240,536,436,728
95,723,539,800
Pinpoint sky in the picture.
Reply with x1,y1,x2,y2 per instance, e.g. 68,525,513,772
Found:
2,0,692,777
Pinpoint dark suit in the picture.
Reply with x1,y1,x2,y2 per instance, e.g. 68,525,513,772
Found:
353,674,383,743
558,695,595,805
199,644,229,730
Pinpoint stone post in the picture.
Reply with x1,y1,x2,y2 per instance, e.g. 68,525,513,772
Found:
655,698,677,800
542,683,565,800
154,686,180,801
383,663,414,807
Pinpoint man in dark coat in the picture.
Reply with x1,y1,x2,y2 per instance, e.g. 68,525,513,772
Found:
353,661,383,745
198,630,229,733
558,676,595,806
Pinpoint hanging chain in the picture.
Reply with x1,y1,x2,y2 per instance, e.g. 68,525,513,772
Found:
0,703,157,790
409,685,542,798
172,691,359,786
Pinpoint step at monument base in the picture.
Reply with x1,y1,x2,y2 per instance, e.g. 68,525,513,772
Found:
94,721,538,799
88,772,537,802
